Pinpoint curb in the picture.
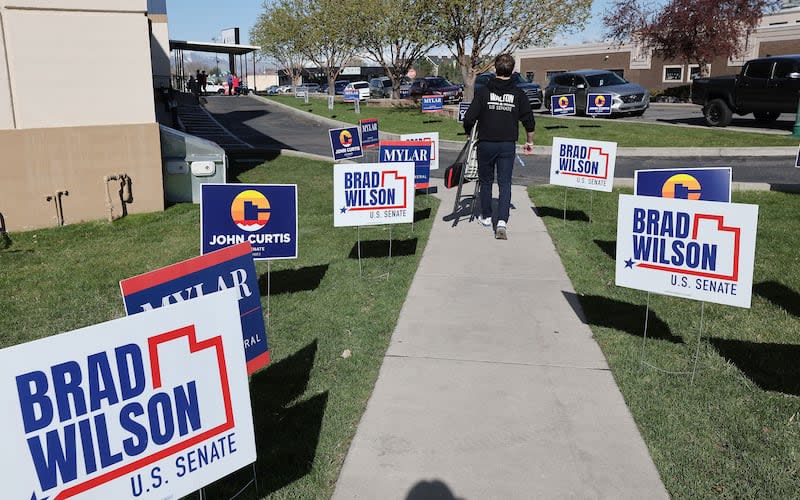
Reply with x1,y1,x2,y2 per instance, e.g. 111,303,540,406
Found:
253,96,797,158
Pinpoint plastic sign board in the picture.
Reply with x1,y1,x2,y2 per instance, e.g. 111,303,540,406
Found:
458,102,470,122
586,93,612,115
379,140,432,189
795,144,800,168
0,288,256,500
550,94,576,116
201,184,298,260
549,137,617,192
634,167,732,203
343,88,360,103
360,118,379,149
295,86,307,98
329,126,363,161
400,132,439,170
421,95,444,113
333,162,415,227
120,242,269,375
615,194,758,308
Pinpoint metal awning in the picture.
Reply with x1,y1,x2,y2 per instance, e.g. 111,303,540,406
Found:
169,40,260,55
169,40,261,92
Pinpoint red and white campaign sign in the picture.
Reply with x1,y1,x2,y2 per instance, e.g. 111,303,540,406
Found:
0,289,256,499
549,136,617,192
615,194,759,308
334,162,415,227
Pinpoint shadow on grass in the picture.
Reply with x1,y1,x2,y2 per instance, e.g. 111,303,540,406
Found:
349,238,418,258
259,264,329,295
414,208,432,222
769,184,800,194
532,206,589,222
544,125,569,130
563,292,682,343
206,341,328,497
709,338,800,396
594,239,616,260
753,281,800,317
416,186,439,195
578,124,601,128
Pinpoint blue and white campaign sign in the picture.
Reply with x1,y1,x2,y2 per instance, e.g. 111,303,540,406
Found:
458,102,470,122
295,86,307,98
201,184,298,260
421,95,444,113
329,126,363,161
0,289,256,500
360,118,379,149
549,137,617,192
333,162,415,227
379,140,432,189
634,167,732,202
120,242,269,375
615,194,758,308
795,144,800,168
550,94,576,116
400,132,439,170
343,88,360,103
586,93,612,115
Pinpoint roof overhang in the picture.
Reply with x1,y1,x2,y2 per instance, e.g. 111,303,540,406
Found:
169,40,260,55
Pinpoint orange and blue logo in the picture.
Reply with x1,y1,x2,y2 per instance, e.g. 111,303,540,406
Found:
634,168,731,202
558,96,570,108
231,190,271,231
662,174,702,200
340,130,353,148
594,95,606,107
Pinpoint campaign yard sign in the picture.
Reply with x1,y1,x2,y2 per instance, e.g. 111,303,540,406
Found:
120,242,269,375
0,289,256,500
550,94,576,116
201,184,298,260
586,93,613,115
549,137,617,192
329,126,363,161
634,167,732,203
421,95,444,113
400,132,439,170
294,86,307,98
458,102,470,122
359,118,379,149
615,194,758,308
343,88,359,103
795,144,800,168
379,140,432,189
333,162,415,227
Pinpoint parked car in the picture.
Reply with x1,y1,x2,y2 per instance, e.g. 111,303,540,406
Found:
370,77,393,98
266,85,280,95
474,72,543,109
344,81,371,100
277,85,292,93
691,55,800,127
544,70,649,116
330,80,350,95
204,81,225,94
406,77,463,103
299,83,320,93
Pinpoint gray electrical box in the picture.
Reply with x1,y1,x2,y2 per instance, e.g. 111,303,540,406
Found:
159,125,227,203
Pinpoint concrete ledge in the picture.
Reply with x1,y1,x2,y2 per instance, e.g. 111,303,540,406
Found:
613,178,773,191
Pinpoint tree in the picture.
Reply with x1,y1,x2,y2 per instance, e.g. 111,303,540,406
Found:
355,0,441,98
250,1,306,86
300,0,361,95
603,0,782,78
433,0,591,101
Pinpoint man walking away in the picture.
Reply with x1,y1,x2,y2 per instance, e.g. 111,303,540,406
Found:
463,54,535,240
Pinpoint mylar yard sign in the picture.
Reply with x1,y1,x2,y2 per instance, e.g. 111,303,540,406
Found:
586,93,612,115
0,288,256,500
329,126,363,161
615,194,758,308
333,162,415,227
421,95,444,113
549,137,617,192
400,132,439,170
550,94,576,116
379,140,432,189
120,242,269,375
634,167,732,203
359,118,379,149
201,184,298,260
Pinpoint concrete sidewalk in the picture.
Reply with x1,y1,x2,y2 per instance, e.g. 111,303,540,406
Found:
332,180,669,499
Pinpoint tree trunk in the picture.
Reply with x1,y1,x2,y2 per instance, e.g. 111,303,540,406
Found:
461,63,478,103
328,74,336,96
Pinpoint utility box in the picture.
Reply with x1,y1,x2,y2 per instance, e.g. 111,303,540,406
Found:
159,125,227,203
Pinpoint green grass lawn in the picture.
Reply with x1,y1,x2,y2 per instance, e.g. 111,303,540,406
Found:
265,94,800,148
0,155,438,499
528,186,800,498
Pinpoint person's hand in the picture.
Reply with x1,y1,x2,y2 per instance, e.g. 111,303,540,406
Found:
522,142,533,155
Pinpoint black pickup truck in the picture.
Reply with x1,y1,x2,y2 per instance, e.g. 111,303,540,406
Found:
691,55,800,126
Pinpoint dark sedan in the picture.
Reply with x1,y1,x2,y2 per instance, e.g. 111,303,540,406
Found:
406,77,463,103
544,70,649,116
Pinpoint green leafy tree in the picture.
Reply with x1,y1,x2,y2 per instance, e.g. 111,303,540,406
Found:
434,0,591,101
355,0,441,98
250,0,307,86
300,0,361,95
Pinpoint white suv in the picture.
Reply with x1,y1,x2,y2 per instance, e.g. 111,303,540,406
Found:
345,81,370,101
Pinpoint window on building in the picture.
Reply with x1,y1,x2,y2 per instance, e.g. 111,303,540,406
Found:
744,60,773,79
688,64,710,80
663,65,683,82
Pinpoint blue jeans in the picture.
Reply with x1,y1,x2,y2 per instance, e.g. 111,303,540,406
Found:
477,141,515,222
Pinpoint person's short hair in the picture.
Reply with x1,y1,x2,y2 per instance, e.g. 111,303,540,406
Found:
494,54,515,77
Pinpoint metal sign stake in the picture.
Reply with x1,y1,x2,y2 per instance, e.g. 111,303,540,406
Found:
563,186,568,225
266,260,271,329
357,225,363,278
589,190,594,223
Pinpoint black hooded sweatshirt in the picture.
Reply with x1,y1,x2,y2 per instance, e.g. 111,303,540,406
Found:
463,77,535,142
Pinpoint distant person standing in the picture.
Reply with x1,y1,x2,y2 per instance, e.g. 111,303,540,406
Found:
199,70,208,95
232,74,240,96
227,73,234,95
463,53,535,240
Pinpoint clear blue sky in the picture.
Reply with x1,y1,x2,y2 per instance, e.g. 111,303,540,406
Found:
165,0,640,48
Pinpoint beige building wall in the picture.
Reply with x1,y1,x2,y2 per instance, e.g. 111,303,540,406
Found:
0,0,164,232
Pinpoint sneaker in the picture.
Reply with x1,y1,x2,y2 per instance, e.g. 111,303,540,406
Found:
495,221,507,240
478,216,492,227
